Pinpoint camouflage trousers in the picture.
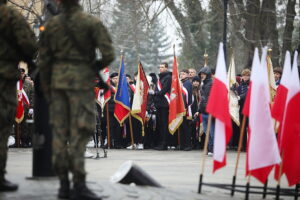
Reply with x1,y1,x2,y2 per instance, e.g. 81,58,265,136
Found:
0,79,16,181
50,89,95,184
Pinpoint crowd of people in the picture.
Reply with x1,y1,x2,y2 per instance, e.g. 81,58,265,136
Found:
92,63,284,154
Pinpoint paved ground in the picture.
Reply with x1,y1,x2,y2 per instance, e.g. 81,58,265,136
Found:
0,147,296,200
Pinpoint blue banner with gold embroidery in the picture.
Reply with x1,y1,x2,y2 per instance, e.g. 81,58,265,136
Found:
114,55,130,124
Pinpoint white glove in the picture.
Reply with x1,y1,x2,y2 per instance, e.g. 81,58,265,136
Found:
148,89,155,95
29,108,34,115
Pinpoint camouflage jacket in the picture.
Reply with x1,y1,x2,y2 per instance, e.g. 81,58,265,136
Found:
38,4,115,91
0,2,37,80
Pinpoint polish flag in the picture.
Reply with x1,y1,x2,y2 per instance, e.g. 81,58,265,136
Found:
243,48,281,184
206,43,232,172
271,51,291,180
280,51,300,186
272,51,291,123
15,79,30,123
98,67,111,109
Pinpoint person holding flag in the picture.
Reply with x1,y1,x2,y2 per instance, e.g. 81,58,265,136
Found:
153,62,172,150
106,72,123,148
114,55,131,148
168,51,186,148
131,62,150,150
195,66,214,156
179,69,193,151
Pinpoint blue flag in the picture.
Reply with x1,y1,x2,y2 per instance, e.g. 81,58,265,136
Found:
114,56,130,124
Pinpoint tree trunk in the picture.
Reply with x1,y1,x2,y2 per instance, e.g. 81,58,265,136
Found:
282,0,296,63
260,0,280,67
245,0,260,68
164,0,200,67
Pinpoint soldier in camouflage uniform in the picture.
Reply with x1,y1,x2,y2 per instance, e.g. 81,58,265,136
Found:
38,0,114,199
0,0,37,191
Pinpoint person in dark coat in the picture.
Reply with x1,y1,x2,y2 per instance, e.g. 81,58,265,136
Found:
106,72,123,148
153,62,172,150
232,68,251,151
195,66,215,155
179,69,193,151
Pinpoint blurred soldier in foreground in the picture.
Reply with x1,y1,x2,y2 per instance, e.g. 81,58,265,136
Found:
0,0,37,191
38,0,114,199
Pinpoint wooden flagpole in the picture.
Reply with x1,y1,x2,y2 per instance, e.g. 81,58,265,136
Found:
177,128,181,149
198,114,212,193
16,123,21,147
106,105,111,149
231,115,247,196
129,114,135,148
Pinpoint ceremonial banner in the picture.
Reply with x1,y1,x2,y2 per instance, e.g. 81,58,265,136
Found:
207,43,232,172
227,53,240,126
266,54,277,102
168,54,185,134
243,48,281,184
131,62,149,136
15,79,30,123
114,56,130,124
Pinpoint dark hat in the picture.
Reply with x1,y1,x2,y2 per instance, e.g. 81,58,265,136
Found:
149,73,157,84
274,67,283,75
126,74,132,79
110,72,118,78
198,66,212,76
192,76,201,82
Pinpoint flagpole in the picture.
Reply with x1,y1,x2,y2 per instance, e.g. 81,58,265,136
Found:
276,151,284,200
177,128,181,149
106,105,111,149
16,123,21,147
129,115,135,148
198,114,212,193
295,184,299,200
231,115,247,196
245,174,251,200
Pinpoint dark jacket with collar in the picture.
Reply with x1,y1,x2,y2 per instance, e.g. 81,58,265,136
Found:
154,71,172,108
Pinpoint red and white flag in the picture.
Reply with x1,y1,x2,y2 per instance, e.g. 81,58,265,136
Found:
15,79,30,123
272,51,291,123
243,48,281,184
271,51,291,180
131,62,150,136
168,54,186,134
280,51,300,186
206,43,232,172
97,67,111,109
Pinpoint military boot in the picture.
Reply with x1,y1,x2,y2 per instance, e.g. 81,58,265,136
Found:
0,179,18,192
58,179,70,199
71,183,101,200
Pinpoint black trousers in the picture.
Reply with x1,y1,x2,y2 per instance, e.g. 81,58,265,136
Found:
180,117,192,149
156,107,169,147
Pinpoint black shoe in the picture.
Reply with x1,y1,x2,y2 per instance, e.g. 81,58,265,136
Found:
153,145,167,151
183,147,192,151
0,179,18,192
58,180,70,199
8,144,18,148
71,183,101,200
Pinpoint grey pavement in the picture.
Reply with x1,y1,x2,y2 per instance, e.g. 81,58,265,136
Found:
0,147,295,200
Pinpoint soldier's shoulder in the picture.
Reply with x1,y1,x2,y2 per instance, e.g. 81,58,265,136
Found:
77,12,104,27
